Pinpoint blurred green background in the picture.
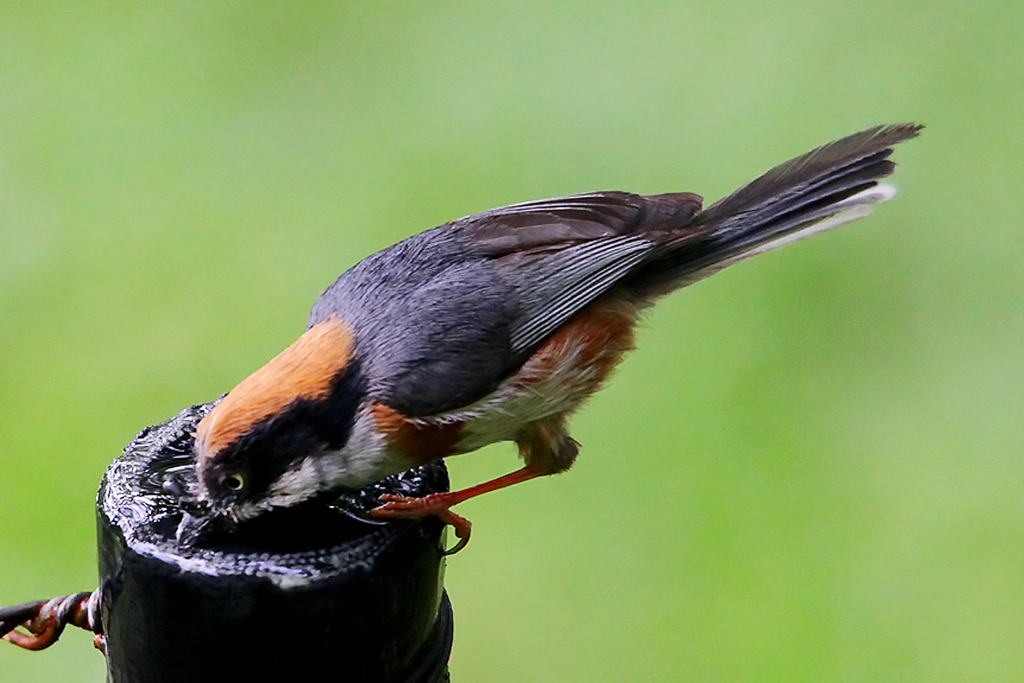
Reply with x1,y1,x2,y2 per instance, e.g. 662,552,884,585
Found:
1,2,1021,681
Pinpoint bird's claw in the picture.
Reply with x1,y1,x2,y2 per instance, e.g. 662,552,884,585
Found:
370,493,472,555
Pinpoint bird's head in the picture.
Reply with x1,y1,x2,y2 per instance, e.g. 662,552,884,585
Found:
192,316,364,523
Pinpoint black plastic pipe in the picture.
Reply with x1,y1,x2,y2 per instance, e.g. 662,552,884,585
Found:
94,402,453,682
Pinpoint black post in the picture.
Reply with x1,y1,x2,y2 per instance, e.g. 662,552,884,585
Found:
92,403,454,682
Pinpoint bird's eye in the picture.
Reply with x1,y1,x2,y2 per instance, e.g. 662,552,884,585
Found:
222,473,245,492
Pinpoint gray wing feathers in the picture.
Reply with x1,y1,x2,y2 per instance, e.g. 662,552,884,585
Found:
459,192,704,353
463,191,701,252
506,235,654,351
463,191,648,256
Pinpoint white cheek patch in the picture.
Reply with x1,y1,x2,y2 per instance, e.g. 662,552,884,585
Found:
259,405,420,499
324,406,418,489
264,456,327,509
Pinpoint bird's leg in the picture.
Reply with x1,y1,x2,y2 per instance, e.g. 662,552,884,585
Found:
371,465,543,554
370,418,579,554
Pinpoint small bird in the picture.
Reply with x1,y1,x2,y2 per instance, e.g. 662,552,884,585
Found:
191,124,920,552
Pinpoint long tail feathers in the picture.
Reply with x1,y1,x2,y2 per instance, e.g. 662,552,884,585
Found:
631,123,922,296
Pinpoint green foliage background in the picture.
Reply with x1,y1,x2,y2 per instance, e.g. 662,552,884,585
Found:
1,3,1021,680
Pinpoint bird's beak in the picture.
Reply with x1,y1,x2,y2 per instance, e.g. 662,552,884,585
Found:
175,510,214,548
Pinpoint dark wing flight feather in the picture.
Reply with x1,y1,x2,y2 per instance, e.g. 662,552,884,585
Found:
457,191,704,352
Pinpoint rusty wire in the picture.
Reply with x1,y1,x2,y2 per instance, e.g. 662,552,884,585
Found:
0,591,103,653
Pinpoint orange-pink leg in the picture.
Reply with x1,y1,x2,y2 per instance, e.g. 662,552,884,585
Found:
370,465,544,554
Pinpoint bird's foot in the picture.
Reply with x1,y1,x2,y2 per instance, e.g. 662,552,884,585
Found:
370,493,472,555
